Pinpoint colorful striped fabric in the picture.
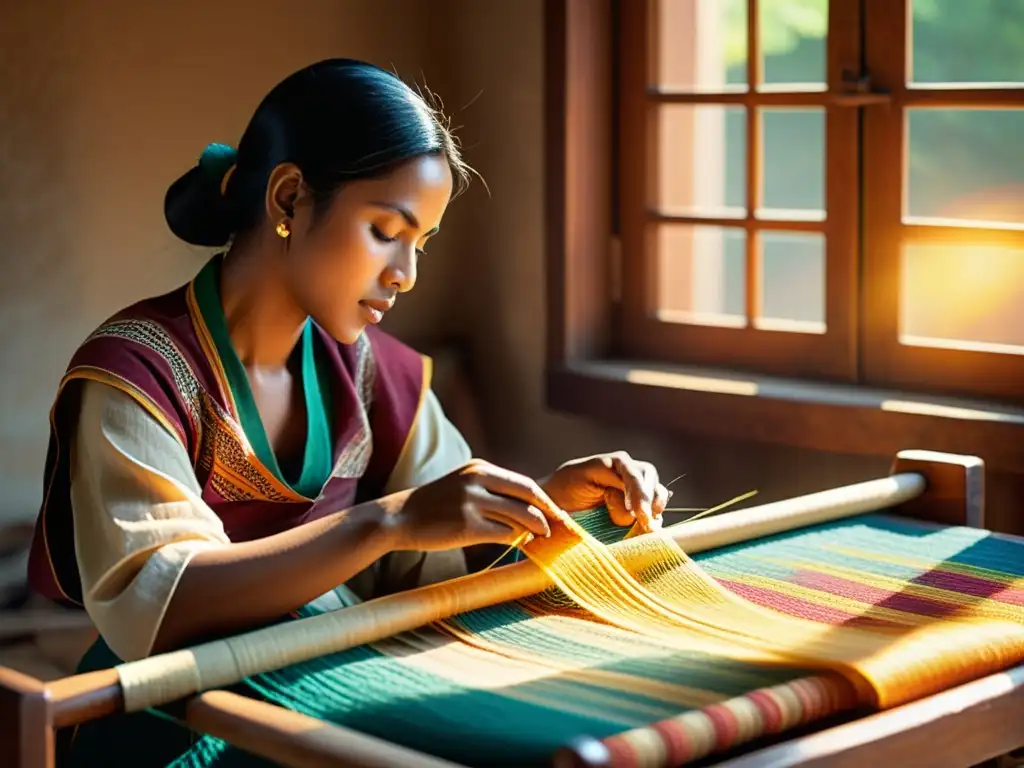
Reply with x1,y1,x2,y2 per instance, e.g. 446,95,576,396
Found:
160,513,1024,768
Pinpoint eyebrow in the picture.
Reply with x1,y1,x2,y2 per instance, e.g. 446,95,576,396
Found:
370,202,440,236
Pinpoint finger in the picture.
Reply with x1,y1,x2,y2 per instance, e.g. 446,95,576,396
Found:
610,454,655,532
474,466,562,523
638,463,664,518
652,482,669,519
604,489,635,528
466,516,522,547
470,486,552,538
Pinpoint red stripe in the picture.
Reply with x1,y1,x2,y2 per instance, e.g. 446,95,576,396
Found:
652,719,695,765
915,569,1024,606
747,689,784,734
718,579,895,628
791,571,960,618
703,703,740,751
789,678,818,723
604,735,638,768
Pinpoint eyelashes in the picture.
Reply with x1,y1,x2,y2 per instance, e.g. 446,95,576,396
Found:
369,224,396,243
370,224,426,256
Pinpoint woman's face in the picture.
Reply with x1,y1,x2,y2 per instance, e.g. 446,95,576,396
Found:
285,154,454,344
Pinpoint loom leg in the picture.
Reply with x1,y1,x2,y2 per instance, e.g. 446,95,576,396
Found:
552,736,613,768
889,450,984,529
0,666,55,768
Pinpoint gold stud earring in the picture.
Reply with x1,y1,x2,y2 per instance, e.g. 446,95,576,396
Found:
275,220,291,239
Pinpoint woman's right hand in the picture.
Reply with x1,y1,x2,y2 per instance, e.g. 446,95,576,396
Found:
387,459,561,551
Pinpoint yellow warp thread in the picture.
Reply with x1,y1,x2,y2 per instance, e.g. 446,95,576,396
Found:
521,509,1024,710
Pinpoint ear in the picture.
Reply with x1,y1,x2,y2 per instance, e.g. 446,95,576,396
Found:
264,163,309,223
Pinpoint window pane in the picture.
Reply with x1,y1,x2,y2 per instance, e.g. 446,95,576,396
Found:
760,108,825,218
911,0,1024,85
901,241,1024,353
759,0,828,89
654,105,746,217
758,231,825,332
656,225,746,327
907,109,1024,225
653,0,747,91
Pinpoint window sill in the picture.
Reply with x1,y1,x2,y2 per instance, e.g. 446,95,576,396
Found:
546,361,1024,473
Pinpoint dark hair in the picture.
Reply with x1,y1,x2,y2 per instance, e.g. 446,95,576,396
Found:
165,59,472,247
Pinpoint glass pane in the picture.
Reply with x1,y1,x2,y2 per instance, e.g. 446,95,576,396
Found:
911,0,1024,85
653,0,747,91
901,241,1024,353
654,105,746,217
759,0,828,89
907,109,1024,225
656,225,746,327
760,108,826,218
758,231,826,332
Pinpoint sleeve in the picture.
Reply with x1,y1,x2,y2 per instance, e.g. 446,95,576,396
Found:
382,388,472,494
373,388,473,595
70,380,231,661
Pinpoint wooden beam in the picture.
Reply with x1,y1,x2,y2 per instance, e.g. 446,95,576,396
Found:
547,365,1024,475
890,449,984,528
0,666,55,768
185,690,464,768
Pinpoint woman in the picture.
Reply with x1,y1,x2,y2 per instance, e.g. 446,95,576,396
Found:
27,58,667,763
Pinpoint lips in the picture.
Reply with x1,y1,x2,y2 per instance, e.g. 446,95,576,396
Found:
359,298,394,325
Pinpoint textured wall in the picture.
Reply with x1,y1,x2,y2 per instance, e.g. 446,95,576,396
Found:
0,0,467,523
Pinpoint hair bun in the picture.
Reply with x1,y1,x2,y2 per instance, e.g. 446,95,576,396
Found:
198,143,238,190
164,143,239,247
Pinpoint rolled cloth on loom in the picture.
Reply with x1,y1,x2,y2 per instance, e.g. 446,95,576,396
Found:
100,473,1024,767
116,473,926,711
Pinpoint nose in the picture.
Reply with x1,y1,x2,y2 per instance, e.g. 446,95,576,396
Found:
382,245,417,293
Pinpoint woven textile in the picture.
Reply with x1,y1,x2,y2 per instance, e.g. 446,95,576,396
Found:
154,512,1024,768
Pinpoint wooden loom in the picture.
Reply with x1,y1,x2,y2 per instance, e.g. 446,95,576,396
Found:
2,449,1023,768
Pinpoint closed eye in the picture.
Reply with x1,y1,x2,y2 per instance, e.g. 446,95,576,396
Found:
370,224,396,243
372,223,428,256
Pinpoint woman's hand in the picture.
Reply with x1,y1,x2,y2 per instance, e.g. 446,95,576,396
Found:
388,459,561,551
540,452,668,533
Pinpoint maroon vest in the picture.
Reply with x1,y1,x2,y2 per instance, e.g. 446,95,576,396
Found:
28,279,425,605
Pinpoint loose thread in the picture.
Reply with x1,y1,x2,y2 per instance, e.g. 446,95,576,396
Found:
680,490,758,524
480,530,532,573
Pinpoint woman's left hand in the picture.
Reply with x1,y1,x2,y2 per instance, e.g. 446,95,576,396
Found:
540,453,669,533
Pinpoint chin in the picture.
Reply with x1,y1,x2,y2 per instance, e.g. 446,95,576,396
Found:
313,317,365,346
334,324,367,346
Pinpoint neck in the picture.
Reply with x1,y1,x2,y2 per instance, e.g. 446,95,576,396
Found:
218,238,307,369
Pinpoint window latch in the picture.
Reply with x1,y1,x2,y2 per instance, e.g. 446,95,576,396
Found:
830,69,892,107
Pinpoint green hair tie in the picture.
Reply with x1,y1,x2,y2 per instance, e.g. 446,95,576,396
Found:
199,142,238,196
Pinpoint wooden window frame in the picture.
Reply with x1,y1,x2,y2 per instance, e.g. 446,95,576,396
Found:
861,0,1024,402
545,0,1024,473
619,0,860,382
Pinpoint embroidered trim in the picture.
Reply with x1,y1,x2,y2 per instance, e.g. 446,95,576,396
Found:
86,319,202,438
330,333,377,481
196,396,303,502
88,318,304,503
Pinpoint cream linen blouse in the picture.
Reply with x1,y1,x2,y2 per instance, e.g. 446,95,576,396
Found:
69,379,472,661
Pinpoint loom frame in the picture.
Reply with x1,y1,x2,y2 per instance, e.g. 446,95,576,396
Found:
2,450,1023,768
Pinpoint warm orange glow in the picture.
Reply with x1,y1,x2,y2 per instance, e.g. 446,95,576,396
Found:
625,368,760,396
901,239,1024,352
880,399,1024,424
